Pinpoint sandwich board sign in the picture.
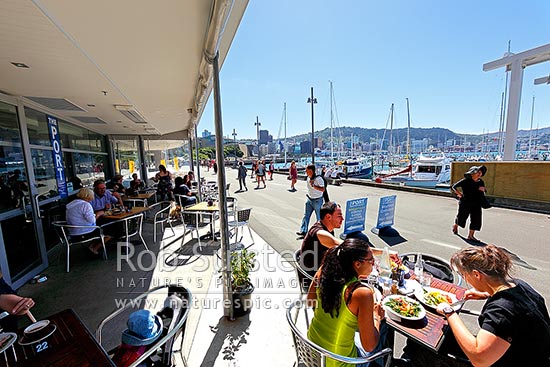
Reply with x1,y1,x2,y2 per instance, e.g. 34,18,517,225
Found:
343,198,368,235
371,195,398,236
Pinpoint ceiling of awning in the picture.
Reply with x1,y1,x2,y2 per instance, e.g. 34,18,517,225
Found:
0,0,248,136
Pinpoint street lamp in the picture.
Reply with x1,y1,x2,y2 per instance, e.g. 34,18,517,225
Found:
307,87,317,164
254,116,261,158
232,128,238,167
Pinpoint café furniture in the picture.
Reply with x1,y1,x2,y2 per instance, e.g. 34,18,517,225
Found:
0,309,115,366
384,276,467,352
286,299,393,367
52,222,109,272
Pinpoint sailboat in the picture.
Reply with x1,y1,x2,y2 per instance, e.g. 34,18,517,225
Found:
376,99,452,188
324,83,372,179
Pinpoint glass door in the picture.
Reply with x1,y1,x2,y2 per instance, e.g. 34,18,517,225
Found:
0,100,47,288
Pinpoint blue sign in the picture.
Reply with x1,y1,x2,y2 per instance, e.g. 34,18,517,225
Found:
343,198,368,234
376,195,396,229
47,116,67,198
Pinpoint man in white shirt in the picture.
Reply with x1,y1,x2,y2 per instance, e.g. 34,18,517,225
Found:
296,164,325,237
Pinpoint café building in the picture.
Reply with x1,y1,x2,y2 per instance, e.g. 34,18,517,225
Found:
0,0,248,289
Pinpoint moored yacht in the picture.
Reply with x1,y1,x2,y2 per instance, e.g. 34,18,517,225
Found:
378,154,452,188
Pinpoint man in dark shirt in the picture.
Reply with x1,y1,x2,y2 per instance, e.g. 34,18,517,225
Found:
299,201,344,276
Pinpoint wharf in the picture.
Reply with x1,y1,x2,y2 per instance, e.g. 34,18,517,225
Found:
12,169,549,366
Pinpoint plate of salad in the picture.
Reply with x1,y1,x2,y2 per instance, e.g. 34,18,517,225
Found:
414,287,461,311
382,295,426,321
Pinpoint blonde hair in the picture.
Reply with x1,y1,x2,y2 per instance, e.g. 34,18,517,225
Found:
450,244,513,280
77,188,94,201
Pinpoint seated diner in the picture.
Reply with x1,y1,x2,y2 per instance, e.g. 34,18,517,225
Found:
91,179,124,213
402,244,550,367
307,239,388,367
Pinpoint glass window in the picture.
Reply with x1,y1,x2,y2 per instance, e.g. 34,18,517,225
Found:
143,138,188,181
59,120,90,150
112,138,140,179
25,107,50,146
0,102,28,213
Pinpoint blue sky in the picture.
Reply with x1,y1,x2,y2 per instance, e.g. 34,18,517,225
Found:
201,0,550,139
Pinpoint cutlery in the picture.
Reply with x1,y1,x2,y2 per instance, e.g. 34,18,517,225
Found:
450,299,466,309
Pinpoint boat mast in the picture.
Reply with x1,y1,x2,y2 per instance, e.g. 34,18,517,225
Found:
528,95,534,158
389,103,394,162
284,102,287,165
330,80,334,162
406,98,411,162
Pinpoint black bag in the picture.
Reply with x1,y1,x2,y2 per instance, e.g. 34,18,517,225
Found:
480,193,491,209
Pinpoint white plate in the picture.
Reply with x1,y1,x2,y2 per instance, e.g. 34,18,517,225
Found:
382,295,426,322
415,286,460,311
18,324,57,346
398,279,417,295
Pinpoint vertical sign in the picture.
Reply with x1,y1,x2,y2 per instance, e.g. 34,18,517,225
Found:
129,160,135,173
115,159,120,173
47,116,67,198
343,198,368,234
160,159,166,167
173,157,179,171
376,195,397,229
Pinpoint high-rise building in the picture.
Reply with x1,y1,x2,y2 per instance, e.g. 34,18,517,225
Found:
259,130,273,145
202,129,212,137
300,141,312,154
313,137,323,149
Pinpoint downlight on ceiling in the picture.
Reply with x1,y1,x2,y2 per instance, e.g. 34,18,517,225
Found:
11,62,29,68
114,105,147,123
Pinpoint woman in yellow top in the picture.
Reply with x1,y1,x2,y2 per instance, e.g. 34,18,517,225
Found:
307,239,386,367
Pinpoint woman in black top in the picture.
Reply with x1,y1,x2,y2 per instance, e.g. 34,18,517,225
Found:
451,165,487,242
434,245,550,367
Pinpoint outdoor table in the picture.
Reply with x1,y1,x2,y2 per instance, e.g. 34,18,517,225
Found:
384,276,467,352
102,206,149,221
0,309,115,366
184,201,220,240
123,192,155,207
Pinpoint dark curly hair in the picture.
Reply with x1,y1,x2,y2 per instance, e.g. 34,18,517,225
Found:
450,244,513,280
318,238,371,318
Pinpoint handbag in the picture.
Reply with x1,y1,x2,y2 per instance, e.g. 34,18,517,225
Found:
480,193,491,209
287,175,291,181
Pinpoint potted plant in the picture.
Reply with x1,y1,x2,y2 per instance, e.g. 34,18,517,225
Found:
230,248,256,317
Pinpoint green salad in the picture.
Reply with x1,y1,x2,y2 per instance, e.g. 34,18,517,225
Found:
384,297,422,318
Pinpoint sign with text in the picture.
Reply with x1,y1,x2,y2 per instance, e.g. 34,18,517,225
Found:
129,160,135,173
174,157,179,171
376,195,397,229
47,116,67,198
343,197,368,234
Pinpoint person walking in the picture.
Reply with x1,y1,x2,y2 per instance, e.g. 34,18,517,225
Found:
255,160,266,189
451,165,487,242
268,161,275,180
296,164,325,237
289,160,298,192
237,161,248,192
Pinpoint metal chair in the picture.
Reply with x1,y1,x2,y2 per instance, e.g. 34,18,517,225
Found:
293,250,315,297
52,221,108,272
148,201,176,243
399,252,463,286
97,284,192,367
287,299,393,367
226,196,238,220
101,213,149,253
180,206,203,250
227,208,254,247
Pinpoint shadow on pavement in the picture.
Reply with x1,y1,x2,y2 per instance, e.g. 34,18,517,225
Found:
199,315,251,367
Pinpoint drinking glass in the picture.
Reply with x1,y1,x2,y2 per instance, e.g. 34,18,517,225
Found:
421,272,433,287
